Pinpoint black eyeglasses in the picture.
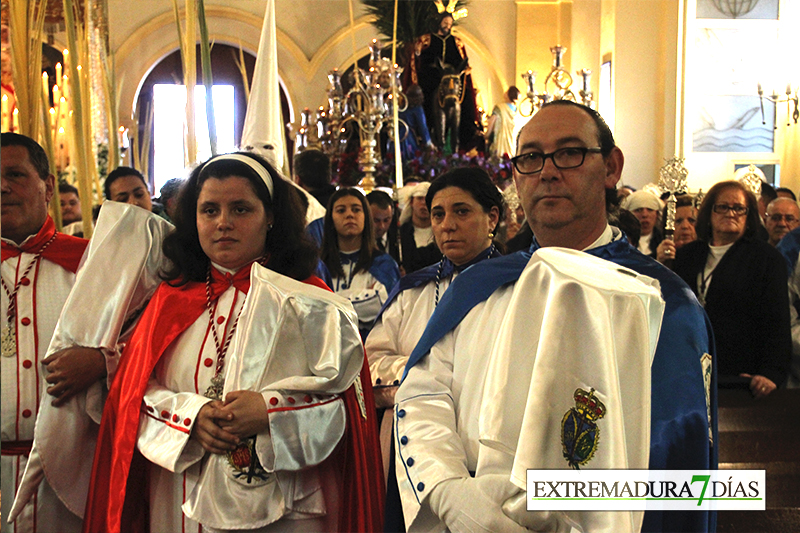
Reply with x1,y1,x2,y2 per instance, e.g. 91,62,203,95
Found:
712,204,748,216
511,147,604,175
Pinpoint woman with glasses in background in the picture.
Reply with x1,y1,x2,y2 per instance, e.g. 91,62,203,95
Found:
672,180,790,398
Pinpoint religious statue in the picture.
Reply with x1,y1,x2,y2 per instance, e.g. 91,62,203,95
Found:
405,10,481,152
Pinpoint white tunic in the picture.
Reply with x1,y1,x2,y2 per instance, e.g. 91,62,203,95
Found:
395,248,665,533
365,276,452,389
139,265,362,532
10,203,173,527
1,240,83,533
332,258,390,328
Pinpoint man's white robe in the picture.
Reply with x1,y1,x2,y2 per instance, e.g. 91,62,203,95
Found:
395,248,665,533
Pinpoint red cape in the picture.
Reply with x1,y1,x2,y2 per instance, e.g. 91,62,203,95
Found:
1,216,88,273
82,269,384,533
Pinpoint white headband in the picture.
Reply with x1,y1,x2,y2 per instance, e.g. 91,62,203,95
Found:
202,153,274,198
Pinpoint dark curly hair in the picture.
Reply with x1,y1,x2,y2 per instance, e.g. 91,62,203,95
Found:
321,188,380,279
161,152,318,284
425,167,506,227
425,167,506,253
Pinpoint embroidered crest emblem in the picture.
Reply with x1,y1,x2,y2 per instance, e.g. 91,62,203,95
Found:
561,388,606,469
226,436,271,486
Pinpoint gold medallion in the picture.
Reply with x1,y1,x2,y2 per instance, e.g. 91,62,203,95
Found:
1,324,16,358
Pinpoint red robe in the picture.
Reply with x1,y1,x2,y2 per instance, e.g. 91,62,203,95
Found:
82,266,384,533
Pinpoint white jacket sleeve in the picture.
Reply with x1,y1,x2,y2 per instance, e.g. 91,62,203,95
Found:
365,296,409,389
137,378,212,473
394,331,473,532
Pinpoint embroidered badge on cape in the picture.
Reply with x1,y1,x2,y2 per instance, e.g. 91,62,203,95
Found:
226,436,271,486
561,388,606,469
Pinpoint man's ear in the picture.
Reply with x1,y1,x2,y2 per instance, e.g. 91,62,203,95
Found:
44,174,55,205
604,147,624,190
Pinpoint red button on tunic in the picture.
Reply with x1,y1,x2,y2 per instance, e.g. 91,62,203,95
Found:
22,360,32,369
204,358,214,367
22,409,32,418
20,277,30,286
20,318,31,326
269,397,279,406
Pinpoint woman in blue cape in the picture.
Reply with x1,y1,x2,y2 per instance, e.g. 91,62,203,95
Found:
321,188,401,339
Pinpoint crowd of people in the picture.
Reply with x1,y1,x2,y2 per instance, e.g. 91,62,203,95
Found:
1,96,796,533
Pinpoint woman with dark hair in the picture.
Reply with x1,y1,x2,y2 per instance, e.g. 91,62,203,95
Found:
673,180,790,398
365,167,504,531
321,188,400,338
83,153,384,533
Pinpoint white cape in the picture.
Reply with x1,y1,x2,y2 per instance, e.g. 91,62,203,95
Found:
480,247,664,533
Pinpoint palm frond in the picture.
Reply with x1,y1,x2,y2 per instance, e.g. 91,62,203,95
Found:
361,0,468,49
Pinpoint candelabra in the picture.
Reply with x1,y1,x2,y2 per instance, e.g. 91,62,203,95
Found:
345,39,405,192
519,46,593,117
758,83,799,128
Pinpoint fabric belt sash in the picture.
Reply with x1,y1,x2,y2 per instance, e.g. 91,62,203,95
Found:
2,440,34,456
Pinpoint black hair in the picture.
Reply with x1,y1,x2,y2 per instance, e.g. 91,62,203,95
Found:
59,182,79,196
507,86,520,102
105,166,149,200
159,177,184,202
292,149,331,190
425,167,505,227
776,187,797,201
695,180,761,243
321,188,379,279
609,208,641,248
760,181,777,203
161,152,318,284
366,190,394,210
1,132,50,180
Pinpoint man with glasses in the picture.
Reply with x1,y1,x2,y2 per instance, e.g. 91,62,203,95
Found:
393,101,717,533
765,197,800,247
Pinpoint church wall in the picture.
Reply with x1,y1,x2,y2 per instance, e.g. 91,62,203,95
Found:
607,0,679,189
38,0,727,193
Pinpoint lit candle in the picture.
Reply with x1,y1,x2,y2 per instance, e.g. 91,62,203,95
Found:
62,75,69,100
56,62,62,86
53,84,59,105
12,108,19,132
42,72,49,101
2,94,8,130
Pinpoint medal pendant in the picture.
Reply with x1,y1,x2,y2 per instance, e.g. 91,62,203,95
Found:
205,373,225,400
1,324,16,358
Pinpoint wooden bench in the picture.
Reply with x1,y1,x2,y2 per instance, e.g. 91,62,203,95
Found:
716,388,800,532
